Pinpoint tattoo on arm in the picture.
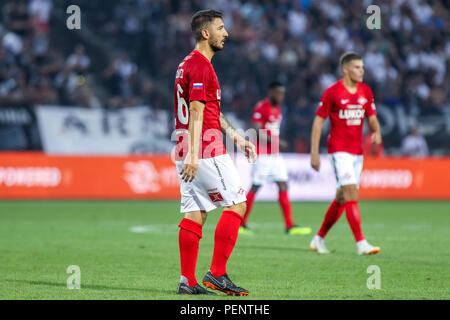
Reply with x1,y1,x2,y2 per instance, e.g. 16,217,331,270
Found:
220,112,237,138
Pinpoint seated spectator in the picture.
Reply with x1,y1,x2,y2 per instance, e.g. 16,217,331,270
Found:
26,76,58,104
66,44,91,75
401,127,429,158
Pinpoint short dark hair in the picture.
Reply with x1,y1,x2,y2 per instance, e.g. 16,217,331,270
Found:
191,9,223,42
268,81,284,90
339,52,362,67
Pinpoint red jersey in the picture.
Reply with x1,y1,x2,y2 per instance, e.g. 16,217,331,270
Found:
316,79,377,155
252,98,282,155
174,50,225,160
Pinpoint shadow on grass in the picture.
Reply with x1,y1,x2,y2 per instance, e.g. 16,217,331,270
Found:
4,279,173,295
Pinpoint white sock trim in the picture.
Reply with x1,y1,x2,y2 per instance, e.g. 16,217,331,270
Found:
180,275,189,285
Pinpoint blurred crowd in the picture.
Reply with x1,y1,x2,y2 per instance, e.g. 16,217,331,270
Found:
1,0,449,154
0,0,103,108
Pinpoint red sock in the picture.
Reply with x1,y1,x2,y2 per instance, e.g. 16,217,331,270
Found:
210,210,243,277
345,201,365,242
279,191,294,229
178,218,202,287
242,190,255,226
317,200,345,238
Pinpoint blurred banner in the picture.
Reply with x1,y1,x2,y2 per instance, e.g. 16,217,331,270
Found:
236,154,337,201
1,153,450,200
36,105,172,154
238,154,450,200
0,153,179,199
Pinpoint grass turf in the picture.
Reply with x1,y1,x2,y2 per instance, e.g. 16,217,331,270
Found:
0,200,449,300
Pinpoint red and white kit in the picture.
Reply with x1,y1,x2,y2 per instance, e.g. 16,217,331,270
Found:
316,79,377,188
174,50,245,213
251,98,287,185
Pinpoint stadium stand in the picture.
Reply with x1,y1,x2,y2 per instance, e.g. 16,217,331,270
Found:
0,0,449,154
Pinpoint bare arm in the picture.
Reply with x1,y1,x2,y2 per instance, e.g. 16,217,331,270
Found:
310,115,326,171
368,115,382,145
180,101,205,182
220,112,239,143
253,122,288,151
220,112,257,162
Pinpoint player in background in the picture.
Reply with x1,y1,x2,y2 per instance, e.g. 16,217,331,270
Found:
239,82,312,236
309,52,381,255
174,9,257,295
363,132,384,157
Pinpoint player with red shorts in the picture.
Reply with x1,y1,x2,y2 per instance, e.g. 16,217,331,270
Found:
174,9,256,295
309,52,382,255
239,82,311,236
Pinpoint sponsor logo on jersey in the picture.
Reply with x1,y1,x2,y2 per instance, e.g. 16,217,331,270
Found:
347,119,362,125
346,104,363,109
358,97,368,105
340,99,349,104
339,109,365,119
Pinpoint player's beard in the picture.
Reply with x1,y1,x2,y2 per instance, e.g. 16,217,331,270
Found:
210,38,224,52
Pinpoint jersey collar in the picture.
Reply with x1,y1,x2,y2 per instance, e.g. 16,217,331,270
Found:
339,79,359,95
193,50,212,65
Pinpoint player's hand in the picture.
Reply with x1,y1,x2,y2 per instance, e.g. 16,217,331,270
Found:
237,138,257,163
311,153,320,171
372,131,382,145
180,154,199,183
279,139,289,151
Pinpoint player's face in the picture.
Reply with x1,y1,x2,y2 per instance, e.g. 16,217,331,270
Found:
207,18,228,52
270,87,286,105
344,59,364,83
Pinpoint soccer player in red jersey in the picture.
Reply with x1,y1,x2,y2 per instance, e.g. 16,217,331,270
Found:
309,52,382,255
174,10,256,295
239,82,311,236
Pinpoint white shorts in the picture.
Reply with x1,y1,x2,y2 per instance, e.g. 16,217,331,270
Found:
176,154,246,213
251,154,288,186
329,152,364,189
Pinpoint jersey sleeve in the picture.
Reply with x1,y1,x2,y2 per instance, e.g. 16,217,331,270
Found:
365,86,377,117
252,104,266,125
315,88,333,119
188,63,211,102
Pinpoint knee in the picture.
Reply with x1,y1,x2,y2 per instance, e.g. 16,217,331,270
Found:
251,185,260,193
277,182,288,192
201,212,208,225
344,192,358,202
335,189,344,204
237,201,247,216
183,211,205,225
227,201,246,217
342,185,359,202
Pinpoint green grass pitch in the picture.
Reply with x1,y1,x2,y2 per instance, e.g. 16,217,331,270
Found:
0,200,449,300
